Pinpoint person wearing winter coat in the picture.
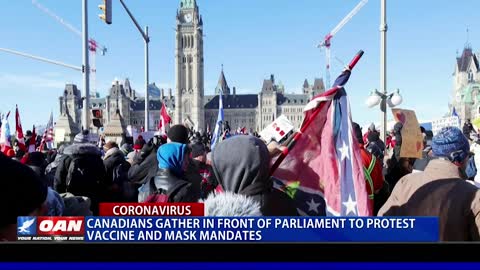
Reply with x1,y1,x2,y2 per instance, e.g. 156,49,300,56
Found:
190,142,217,199
103,141,132,202
139,142,200,203
463,119,476,141
128,139,161,186
352,123,384,214
54,130,106,214
209,135,298,216
378,127,480,241
45,144,68,188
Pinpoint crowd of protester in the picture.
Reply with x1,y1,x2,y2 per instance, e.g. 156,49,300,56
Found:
2,118,480,241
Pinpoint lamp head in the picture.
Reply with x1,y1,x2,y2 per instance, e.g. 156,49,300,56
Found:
388,89,403,107
366,90,382,108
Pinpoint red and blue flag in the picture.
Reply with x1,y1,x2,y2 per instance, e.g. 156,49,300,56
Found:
272,68,371,216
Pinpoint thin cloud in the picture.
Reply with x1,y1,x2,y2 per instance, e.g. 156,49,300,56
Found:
0,73,66,89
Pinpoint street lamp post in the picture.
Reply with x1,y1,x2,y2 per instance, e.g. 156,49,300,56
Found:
379,0,387,141
119,0,150,131
365,88,403,139
82,0,90,131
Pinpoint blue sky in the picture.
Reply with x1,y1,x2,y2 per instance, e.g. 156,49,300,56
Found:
0,0,478,130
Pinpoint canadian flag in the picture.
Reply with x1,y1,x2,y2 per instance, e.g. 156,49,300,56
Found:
158,102,172,134
15,105,26,152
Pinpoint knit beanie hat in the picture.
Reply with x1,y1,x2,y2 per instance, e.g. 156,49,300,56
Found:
191,142,206,158
431,127,470,163
157,142,188,177
167,125,190,144
133,139,145,150
74,130,90,144
0,153,48,226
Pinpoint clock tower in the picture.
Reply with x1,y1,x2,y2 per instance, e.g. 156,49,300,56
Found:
174,0,205,131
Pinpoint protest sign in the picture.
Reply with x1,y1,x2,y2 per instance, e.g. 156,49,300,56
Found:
431,116,460,135
392,109,423,159
259,115,295,144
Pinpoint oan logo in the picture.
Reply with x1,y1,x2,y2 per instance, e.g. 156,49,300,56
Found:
37,217,85,236
17,217,37,236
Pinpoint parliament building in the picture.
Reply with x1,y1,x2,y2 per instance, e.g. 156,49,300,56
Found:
55,0,325,143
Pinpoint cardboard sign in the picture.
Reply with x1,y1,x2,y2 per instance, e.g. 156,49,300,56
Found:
431,116,460,135
392,109,423,159
259,115,295,144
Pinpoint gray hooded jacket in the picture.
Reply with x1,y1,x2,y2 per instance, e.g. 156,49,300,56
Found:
212,135,298,216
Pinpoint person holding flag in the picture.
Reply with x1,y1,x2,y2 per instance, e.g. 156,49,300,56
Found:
210,90,224,151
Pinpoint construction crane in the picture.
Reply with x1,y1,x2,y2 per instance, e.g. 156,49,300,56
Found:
317,0,368,89
32,0,107,94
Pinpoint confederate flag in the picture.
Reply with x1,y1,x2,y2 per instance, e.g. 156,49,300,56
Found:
272,67,371,216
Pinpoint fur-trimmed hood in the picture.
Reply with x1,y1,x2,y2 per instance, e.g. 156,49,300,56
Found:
203,192,262,217
64,143,102,156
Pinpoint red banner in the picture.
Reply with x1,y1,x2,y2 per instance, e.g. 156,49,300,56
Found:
99,203,205,216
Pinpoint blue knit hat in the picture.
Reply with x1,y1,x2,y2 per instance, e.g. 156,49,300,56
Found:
431,127,470,162
157,142,188,177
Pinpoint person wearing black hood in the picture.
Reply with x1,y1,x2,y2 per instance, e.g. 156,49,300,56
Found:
208,135,298,216
128,133,165,188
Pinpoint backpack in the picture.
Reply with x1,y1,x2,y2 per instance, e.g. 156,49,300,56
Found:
65,155,103,197
112,162,136,201
144,178,191,203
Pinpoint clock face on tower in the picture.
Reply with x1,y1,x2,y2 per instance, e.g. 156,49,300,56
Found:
184,13,192,23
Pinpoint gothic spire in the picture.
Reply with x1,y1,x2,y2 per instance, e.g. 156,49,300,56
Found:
216,66,230,95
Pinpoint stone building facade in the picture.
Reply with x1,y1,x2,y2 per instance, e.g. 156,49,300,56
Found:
451,45,480,124
55,0,325,142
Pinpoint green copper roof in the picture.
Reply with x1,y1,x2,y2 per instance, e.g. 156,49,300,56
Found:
460,83,480,103
180,0,195,9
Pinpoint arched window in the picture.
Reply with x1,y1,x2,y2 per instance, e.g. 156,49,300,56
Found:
469,70,474,82
183,100,191,114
